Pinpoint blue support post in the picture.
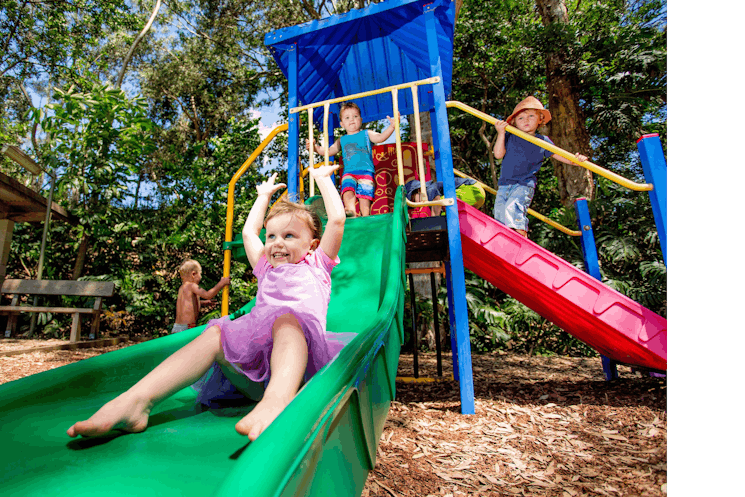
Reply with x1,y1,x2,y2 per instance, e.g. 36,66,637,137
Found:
287,43,300,202
574,198,618,381
430,109,443,181
424,4,474,414
574,198,601,281
444,262,460,382
636,134,667,265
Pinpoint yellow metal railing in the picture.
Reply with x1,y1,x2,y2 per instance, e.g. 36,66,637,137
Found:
291,77,453,210
452,169,581,237
445,101,654,192
221,122,288,316
271,158,341,208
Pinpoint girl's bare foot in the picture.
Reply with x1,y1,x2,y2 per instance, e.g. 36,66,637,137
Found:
67,392,151,438
235,394,292,441
344,209,357,218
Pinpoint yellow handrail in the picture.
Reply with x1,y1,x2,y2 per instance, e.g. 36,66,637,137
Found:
289,77,440,114
445,101,653,192
221,122,289,316
452,169,581,237
295,77,445,210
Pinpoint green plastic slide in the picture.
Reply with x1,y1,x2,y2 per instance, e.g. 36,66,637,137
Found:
0,189,408,496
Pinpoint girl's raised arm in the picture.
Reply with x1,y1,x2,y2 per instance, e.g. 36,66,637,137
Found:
242,173,286,268
310,165,345,260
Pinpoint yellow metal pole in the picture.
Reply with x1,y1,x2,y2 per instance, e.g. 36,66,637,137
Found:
410,85,428,202
392,89,405,188
290,77,440,115
451,168,580,236
323,102,330,168
222,122,288,316
445,101,653,192
307,108,315,197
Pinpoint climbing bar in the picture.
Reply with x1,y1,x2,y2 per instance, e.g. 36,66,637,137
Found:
405,264,446,275
392,89,405,188
445,101,654,192
452,169,580,237
410,84,429,203
289,77,440,114
323,102,331,168
223,122,289,316
307,108,315,196
406,197,454,209
272,157,339,209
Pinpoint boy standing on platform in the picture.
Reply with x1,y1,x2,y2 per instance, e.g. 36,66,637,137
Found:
308,102,398,217
492,96,587,237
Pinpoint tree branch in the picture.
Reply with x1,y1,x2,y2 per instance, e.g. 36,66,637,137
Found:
116,0,162,89
18,84,40,153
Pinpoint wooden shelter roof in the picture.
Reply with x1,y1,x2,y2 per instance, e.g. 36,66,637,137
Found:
0,171,75,224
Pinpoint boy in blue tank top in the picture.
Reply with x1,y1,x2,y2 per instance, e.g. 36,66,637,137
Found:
308,102,398,217
492,96,587,237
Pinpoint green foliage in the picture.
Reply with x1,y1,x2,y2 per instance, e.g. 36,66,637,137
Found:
1,0,665,357
31,82,156,209
5,113,264,338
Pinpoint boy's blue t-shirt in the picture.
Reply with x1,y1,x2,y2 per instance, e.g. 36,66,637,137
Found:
498,133,555,188
340,130,374,174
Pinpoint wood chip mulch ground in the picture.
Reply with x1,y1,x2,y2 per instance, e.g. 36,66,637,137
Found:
0,341,666,497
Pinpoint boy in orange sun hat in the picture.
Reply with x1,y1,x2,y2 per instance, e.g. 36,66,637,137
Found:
492,96,587,237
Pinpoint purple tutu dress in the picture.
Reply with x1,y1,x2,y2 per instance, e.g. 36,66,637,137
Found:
193,248,351,406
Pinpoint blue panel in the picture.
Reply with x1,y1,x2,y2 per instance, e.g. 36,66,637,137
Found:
265,0,455,126
636,134,667,265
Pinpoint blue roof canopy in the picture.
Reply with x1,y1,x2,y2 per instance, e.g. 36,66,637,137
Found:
265,0,456,128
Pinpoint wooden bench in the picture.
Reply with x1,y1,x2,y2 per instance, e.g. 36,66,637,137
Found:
0,279,115,342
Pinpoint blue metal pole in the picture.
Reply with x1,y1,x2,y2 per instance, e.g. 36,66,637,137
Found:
574,198,617,381
424,4,474,414
574,198,601,280
287,43,300,202
636,134,667,265
430,109,443,181
444,262,460,382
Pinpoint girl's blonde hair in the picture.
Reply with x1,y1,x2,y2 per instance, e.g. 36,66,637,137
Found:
264,199,323,240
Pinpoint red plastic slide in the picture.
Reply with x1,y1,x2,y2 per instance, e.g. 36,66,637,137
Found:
457,201,666,371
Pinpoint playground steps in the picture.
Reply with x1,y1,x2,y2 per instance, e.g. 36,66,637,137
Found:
405,215,449,263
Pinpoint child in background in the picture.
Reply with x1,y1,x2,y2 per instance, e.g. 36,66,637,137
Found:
68,165,346,442
172,260,230,333
404,177,486,216
493,96,587,237
308,102,398,217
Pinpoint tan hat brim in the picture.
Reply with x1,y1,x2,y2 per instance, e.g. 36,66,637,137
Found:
506,108,552,125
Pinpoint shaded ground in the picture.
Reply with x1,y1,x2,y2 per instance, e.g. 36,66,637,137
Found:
367,352,666,497
0,341,666,496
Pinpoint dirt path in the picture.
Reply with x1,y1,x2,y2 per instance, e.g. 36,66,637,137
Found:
0,341,666,496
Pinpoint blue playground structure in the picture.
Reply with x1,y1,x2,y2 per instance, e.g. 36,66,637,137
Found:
265,0,477,414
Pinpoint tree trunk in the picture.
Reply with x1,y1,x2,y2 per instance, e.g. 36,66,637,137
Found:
72,234,89,280
536,0,594,208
